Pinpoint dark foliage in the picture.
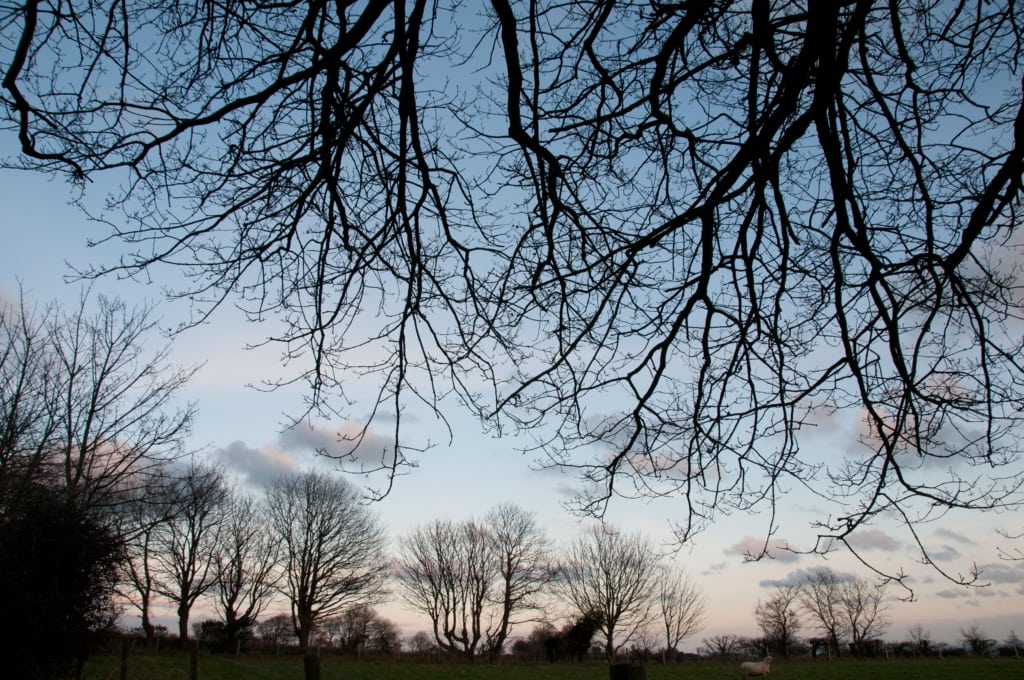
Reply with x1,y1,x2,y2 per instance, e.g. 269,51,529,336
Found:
193,617,256,654
539,612,603,663
0,484,122,679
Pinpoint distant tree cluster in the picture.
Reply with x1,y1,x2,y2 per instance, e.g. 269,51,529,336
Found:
749,568,890,659
405,521,711,664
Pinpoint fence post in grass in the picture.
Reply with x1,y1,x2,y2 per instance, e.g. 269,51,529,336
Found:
119,637,129,680
303,653,321,680
609,663,647,680
189,640,199,680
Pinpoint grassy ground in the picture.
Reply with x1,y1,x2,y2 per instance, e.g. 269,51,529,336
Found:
81,654,1020,680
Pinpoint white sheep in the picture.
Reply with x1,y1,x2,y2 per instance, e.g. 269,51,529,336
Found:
739,655,773,678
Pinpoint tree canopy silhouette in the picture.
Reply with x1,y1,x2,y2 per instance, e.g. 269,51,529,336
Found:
3,0,1023,588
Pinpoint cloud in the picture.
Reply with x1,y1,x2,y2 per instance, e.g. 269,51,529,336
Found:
846,528,902,552
934,527,978,546
935,589,969,600
928,545,962,562
976,562,1024,585
802,402,845,433
279,418,397,471
725,536,801,564
703,561,729,575
759,566,858,589
214,440,301,487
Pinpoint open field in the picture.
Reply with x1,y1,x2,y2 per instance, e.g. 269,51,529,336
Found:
82,655,1020,680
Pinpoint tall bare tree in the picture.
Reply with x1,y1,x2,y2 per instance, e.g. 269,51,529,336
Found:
397,504,553,660
116,472,179,648
559,526,659,662
213,492,280,650
799,568,845,659
798,568,889,657
153,461,229,645
655,564,707,660
397,518,496,660
4,2,1024,584
483,503,554,659
0,291,57,503
266,470,387,653
0,289,196,511
754,584,802,659
840,577,889,656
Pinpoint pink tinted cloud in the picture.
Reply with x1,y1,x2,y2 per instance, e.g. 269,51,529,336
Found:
214,440,301,487
725,536,801,563
845,528,902,552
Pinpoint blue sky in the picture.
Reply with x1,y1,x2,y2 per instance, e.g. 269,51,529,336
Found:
2,134,1023,649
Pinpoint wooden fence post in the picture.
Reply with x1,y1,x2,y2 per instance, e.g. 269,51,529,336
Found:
119,638,129,680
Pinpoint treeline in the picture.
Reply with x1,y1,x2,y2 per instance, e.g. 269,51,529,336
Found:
1,291,712,677
3,291,1019,680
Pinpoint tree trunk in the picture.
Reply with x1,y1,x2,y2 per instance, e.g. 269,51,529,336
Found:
177,602,190,647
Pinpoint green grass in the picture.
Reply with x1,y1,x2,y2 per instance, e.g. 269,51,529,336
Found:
82,654,1020,680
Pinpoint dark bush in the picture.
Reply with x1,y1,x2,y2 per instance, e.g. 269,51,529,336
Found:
0,485,123,679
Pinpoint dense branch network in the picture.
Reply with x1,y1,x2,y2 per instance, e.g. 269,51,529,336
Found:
3,0,1024,584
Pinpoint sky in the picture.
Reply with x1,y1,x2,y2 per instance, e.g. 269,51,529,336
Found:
2,132,1023,650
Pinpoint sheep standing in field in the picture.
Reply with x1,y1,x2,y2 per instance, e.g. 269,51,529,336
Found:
739,655,773,678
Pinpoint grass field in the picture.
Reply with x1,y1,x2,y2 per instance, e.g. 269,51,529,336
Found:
81,654,1020,680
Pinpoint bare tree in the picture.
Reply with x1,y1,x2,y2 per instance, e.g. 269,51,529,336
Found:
258,613,296,650
397,504,552,660
0,291,58,503
322,605,400,656
5,2,1024,585
700,634,742,660
406,631,437,655
116,473,179,648
798,568,888,657
1004,630,1021,658
840,577,889,656
153,461,229,645
213,492,280,650
754,584,802,659
960,623,995,656
397,518,495,660
559,526,659,662
483,503,555,659
0,289,196,511
266,470,387,653
799,568,845,659
907,623,932,657
366,616,402,656
655,564,707,661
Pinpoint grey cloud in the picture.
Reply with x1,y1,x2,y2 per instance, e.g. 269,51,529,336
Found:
760,566,857,589
846,529,902,552
976,562,1024,585
935,527,978,546
279,419,396,470
725,536,801,564
803,403,844,433
929,545,962,562
935,589,967,600
214,440,301,488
